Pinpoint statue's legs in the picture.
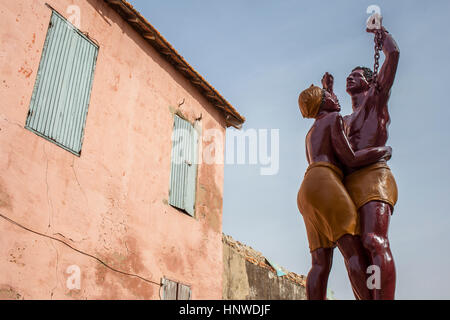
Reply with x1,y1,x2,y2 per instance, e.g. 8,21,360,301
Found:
306,247,333,300
359,201,396,300
336,234,372,300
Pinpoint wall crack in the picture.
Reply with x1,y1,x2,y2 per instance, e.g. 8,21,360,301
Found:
71,158,90,213
0,211,161,288
43,145,53,229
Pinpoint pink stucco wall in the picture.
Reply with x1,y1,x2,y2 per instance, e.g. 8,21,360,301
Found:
0,0,226,300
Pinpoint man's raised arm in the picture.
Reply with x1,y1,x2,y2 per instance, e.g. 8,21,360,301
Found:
373,27,400,96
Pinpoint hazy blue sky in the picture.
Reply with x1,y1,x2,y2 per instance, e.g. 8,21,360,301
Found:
130,0,450,299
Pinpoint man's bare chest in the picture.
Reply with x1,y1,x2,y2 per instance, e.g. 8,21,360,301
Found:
344,104,390,149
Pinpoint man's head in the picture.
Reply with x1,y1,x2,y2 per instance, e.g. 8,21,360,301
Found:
298,85,340,119
346,66,373,95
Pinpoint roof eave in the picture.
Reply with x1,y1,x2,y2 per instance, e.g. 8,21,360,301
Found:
103,0,245,129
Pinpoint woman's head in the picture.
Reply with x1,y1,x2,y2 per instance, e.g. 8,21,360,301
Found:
298,85,340,119
321,90,341,113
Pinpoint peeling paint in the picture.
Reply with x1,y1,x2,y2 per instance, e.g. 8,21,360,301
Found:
0,285,23,300
8,245,26,267
18,65,33,78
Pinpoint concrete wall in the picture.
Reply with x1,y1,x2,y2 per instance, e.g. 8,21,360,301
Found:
223,236,307,300
0,0,226,300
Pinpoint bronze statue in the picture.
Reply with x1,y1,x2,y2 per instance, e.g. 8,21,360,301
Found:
297,17,399,300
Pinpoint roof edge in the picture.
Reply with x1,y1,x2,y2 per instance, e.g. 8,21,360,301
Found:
103,0,245,129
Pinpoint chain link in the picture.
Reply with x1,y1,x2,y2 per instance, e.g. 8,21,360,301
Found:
372,30,384,92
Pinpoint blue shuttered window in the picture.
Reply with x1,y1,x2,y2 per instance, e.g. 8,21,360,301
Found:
26,11,99,156
169,115,199,216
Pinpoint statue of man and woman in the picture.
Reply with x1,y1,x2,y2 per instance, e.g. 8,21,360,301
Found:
297,21,400,300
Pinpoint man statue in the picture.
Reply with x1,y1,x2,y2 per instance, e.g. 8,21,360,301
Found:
342,24,400,300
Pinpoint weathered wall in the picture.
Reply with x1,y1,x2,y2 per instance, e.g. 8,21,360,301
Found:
223,236,307,300
0,0,226,299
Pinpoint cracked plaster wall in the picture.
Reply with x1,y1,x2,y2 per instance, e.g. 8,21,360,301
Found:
0,0,226,300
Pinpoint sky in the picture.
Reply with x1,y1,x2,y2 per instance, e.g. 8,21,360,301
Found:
130,0,450,299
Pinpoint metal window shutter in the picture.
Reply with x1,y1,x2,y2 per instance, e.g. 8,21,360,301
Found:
184,124,199,216
26,11,99,155
169,115,199,216
177,284,192,300
162,279,178,300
